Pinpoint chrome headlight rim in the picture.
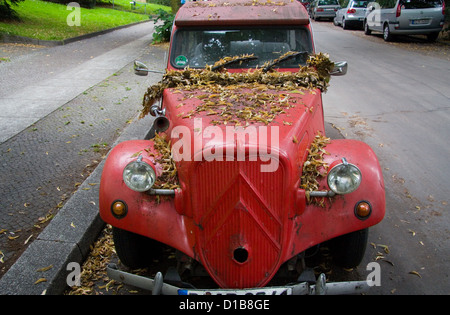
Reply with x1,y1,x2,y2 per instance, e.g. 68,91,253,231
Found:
122,156,156,192
327,157,362,195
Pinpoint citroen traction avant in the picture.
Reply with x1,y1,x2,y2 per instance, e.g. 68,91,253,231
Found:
100,0,385,295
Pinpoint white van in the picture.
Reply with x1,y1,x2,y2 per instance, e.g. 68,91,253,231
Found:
364,0,445,41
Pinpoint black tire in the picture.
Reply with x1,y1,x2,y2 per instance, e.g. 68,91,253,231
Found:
112,227,163,269
426,32,439,42
342,18,348,30
364,20,371,35
383,23,393,42
330,228,369,268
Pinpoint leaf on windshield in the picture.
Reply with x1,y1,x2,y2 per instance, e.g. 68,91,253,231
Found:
141,53,335,125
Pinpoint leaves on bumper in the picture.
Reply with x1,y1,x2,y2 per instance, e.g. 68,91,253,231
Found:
301,131,331,206
150,133,180,190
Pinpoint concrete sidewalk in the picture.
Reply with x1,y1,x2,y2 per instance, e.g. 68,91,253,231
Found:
0,21,155,144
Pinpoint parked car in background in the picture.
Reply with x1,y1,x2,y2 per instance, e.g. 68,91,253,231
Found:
310,0,340,20
334,0,369,29
364,0,445,41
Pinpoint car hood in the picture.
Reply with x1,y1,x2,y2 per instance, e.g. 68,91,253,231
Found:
162,86,323,161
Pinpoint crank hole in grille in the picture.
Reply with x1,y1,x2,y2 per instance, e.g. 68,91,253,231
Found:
233,247,249,263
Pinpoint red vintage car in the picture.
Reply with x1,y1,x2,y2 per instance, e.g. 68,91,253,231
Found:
101,0,385,295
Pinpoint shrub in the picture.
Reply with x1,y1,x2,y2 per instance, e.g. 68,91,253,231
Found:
151,8,174,43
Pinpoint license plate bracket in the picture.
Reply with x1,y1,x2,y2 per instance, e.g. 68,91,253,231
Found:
411,19,429,25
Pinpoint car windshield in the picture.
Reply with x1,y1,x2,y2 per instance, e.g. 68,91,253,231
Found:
399,0,443,9
352,1,369,8
170,27,313,69
318,0,339,5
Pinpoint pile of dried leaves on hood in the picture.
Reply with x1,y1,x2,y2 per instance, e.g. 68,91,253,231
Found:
301,131,331,206
141,52,334,120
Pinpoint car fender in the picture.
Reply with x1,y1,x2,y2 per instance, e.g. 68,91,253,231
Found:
287,139,385,257
99,140,195,257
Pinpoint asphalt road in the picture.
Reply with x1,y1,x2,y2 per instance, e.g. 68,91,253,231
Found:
314,20,450,294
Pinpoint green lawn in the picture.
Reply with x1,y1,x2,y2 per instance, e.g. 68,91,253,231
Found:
0,0,170,41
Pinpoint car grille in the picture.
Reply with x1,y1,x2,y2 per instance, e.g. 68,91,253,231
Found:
190,157,287,288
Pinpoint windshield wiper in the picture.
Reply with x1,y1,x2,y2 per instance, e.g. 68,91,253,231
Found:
263,51,309,72
211,54,258,71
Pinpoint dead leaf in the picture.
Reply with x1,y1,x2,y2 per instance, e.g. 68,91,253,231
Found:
34,278,47,285
37,265,53,272
377,244,390,254
409,271,421,278
24,234,33,245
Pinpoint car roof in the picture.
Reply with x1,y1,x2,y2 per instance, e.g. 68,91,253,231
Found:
175,0,310,27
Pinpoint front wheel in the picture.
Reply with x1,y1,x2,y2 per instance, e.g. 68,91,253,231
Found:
329,228,369,268
333,17,339,26
112,227,163,269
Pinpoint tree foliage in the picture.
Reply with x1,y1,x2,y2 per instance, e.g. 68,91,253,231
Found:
0,0,24,21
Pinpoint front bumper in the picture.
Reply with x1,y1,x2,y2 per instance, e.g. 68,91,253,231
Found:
107,264,370,295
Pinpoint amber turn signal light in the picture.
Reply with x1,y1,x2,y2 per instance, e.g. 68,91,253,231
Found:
355,201,371,220
111,200,127,218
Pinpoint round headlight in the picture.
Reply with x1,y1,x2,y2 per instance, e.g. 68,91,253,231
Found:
123,157,156,192
327,158,361,194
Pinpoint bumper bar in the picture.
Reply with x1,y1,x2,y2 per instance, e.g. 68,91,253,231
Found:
106,264,370,295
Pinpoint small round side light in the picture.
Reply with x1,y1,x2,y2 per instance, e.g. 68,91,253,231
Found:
355,200,371,220
111,200,127,219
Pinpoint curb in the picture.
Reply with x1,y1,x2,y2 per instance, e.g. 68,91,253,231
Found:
0,19,152,47
0,114,153,295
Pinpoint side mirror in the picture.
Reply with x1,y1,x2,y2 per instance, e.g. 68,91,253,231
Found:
134,60,149,76
134,60,165,76
330,61,348,76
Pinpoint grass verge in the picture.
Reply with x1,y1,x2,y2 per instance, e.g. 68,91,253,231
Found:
0,0,169,41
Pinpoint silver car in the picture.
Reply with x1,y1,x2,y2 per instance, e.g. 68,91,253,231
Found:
310,0,341,20
364,0,445,41
334,0,369,29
